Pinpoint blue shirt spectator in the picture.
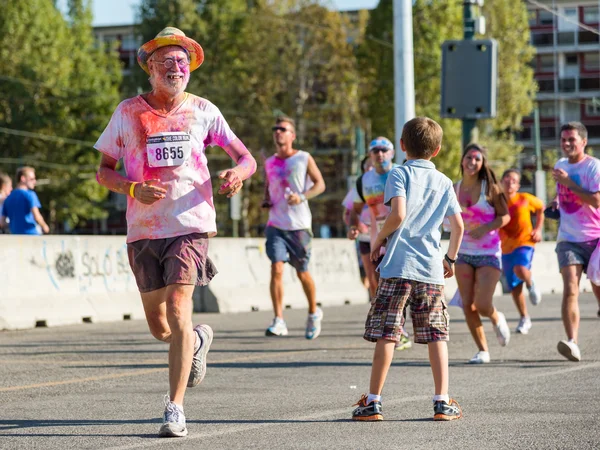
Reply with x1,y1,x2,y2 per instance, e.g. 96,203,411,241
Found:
2,188,43,235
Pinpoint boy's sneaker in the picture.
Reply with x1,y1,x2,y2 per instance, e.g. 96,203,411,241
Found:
557,340,581,362
395,332,412,351
433,399,462,421
515,316,532,334
468,351,490,364
493,312,510,346
528,283,542,306
158,397,187,437
305,307,323,340
266,317,288,336
352,394,383,421
188,324,213,388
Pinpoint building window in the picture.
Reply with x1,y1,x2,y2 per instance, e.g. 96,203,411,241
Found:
565,102,581,121
583,6,599,23
539,101,556,117
583,52,600,71
563,8,577,20
539,10,554,25
539,54,555,72
565,53,578,66
586,99,600,116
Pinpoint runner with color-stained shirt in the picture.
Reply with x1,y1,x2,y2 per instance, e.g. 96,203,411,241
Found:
551,122,600,362
454,144,511,364
499,169,544,335
342,156,372,291
95,27,256,437
348,138,398,299
262,116,326,339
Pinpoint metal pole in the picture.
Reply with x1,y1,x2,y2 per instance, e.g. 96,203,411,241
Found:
393,0,415,162
533,106,547,206
534,107,542,172
462,0,477,149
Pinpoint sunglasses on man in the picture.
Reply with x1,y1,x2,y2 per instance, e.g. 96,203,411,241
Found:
370,147,390,154
272,126,289,133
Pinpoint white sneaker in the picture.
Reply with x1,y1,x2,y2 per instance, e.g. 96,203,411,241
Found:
265,317,288,336
158,396,187,437
528,282,542,306
469,351,490,364
515,316,532,334
493,312,510,346
305,307,323,340
557,340,581,362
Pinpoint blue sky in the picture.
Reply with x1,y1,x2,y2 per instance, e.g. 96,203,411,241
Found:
57,0,379,26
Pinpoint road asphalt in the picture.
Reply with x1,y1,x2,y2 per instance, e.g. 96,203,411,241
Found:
1,293,599,449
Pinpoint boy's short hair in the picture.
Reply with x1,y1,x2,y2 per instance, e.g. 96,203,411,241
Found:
401,117,443,159
501,168,521,181
275,115,296,132
560,121,587,140
16,166,34,183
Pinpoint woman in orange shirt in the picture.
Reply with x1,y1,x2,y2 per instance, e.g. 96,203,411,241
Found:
499,169,545,334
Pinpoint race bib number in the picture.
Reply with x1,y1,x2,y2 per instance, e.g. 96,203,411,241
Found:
146,132,191,167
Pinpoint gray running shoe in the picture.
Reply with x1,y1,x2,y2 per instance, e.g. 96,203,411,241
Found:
158,396,187,437
188,324,213,388
305,307,323,340
352,394,383,421
493,312,510,346
433,399,462,421
528,282,542,306
557,340,581,362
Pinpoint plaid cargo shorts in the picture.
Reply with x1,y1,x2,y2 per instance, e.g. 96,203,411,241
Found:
364,277,449,344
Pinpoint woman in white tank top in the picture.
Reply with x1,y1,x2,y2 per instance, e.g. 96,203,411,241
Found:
454,144,511,364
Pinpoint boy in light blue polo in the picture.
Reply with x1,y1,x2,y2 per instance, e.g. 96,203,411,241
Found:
352,117,465,422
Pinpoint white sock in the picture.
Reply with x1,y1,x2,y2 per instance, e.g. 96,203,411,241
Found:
568,338,576,344
366,393,381,404
433,394,450,403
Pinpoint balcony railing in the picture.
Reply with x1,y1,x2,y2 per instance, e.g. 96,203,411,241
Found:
516,123,600,142
531,30,600,47
537,76,600,94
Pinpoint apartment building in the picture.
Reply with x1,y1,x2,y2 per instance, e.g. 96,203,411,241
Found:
519,1,600,162
93,25,141,75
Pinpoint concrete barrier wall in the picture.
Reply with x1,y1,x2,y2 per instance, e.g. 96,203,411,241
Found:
0,236,143,330
196,238,368,314
0,236,595,330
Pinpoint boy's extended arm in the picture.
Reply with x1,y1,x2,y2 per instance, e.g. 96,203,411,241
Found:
443,212,464,278
371,196,405,260
446,213,464,260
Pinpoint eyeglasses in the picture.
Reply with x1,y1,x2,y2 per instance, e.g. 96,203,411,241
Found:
370,148,390,154
152,58,190,70
272,126,289,133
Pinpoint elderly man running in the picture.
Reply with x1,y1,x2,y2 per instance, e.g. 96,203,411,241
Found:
95,27,256,437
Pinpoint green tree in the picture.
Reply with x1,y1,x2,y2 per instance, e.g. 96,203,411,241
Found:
135,0,363,236
0,0,122,230
358,0,536,181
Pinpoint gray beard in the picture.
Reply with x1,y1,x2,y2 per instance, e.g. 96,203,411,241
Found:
149,75,189,97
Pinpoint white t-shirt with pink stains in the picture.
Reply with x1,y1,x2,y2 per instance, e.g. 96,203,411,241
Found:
555,155,600,242
94,94,237,243
265,150,312,231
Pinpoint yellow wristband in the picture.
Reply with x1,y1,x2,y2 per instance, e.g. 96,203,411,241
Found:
129,182,138,198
